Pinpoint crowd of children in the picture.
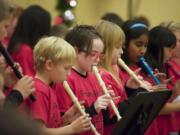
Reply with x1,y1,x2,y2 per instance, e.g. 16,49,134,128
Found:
0,0,180,134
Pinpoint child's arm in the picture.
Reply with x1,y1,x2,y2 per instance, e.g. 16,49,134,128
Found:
172,80,180,97
38,115,91,135
159,102,180,115
4,76,35,109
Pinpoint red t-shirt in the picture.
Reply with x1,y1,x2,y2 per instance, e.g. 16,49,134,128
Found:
156,114,178,135
167,60,180,131
10,43,35,76
99,68,127,135
167,60,180,84
174,110,180,131
55,69,104,135
99,68,127,113
100,68,127,100
25,78,62,128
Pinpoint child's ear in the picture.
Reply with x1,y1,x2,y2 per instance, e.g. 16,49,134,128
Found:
74,47,79,53
45,59,53,71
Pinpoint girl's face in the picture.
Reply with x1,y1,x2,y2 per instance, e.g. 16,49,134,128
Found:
76,38,104,72
6,16,18,38
0,20,8,41
127,34,148,65
172,31,180,58
163,47,173,63
112,46,123,65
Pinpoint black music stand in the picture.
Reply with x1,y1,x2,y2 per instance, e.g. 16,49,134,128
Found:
111,89,172,135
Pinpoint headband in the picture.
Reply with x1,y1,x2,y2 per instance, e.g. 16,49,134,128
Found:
130,23,147,29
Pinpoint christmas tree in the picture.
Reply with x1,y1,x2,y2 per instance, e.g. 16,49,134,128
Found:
55,0,77,27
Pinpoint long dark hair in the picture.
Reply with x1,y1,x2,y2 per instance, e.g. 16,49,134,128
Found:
8,5,51,53
145,26,176,73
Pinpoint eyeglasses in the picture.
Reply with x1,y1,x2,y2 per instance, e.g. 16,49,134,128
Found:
88,50,104,59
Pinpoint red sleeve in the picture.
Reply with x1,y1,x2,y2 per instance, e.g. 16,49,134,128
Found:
30,91,49,125
167,61,180,84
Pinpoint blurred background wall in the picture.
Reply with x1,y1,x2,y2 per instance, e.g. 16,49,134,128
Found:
11,0,180,27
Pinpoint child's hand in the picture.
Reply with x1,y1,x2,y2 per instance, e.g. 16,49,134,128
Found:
13,75,35,99
169,80,180,101
150,84,167,91
94,95,111,113
4,63,23,87
64,101,85,124
154,68,174,84
107,85,115,97
174,80,180,96
14,62,23,75
126,68,142,89
107,85,120,101
126,75,141,89
126,68,152,89
70,114,91,134
154,69,166,82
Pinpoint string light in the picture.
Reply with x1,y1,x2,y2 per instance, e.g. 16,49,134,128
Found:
63,10,75,21
69,0,77,7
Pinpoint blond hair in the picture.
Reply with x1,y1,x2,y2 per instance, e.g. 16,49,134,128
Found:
161,21,180,33
0,0,10,21
95,20,125,73
34,36,76,71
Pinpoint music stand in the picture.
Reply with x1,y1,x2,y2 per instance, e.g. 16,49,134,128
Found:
111,89,172,135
